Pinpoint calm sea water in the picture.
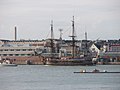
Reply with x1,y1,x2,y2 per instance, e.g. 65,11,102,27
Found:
0,65,120,90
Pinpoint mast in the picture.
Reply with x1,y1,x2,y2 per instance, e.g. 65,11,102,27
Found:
59,29,63,47
85,32,88,56
85,32,87,48
69,16,76,58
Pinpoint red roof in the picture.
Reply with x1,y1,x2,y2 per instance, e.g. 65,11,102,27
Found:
111,44,120,46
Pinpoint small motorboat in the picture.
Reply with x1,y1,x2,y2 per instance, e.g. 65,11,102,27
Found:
92,69,100,73
74,69,120,73
0,60,18,67
74,72,120,73
0,63,18,67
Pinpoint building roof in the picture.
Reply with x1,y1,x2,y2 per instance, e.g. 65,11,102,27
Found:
94,44,101,50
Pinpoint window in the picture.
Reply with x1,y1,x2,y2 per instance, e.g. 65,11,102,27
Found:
27,54,31,56
21,54,25,56
10,49,14,51
16,49,20,51
28,49,32,51
3,54,7,56
22,49,26,51
0,50,3,51
4,49,8,51
92,48,95,51
15,54,19,56
9,54,13,56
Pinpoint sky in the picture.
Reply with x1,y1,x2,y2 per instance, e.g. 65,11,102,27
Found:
0,0,120,40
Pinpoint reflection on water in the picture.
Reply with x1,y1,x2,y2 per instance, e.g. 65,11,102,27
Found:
0,65,120,90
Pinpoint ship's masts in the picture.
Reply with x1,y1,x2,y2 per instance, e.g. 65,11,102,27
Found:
85,32,87,48
70,16,76,58
85,32,88,56
59,29,63,49
72,16,75,58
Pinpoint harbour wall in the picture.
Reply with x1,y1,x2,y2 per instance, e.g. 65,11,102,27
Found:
1,56,44,65
1,56,120,65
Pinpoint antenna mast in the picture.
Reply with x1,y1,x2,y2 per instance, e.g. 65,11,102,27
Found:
59,29,63,40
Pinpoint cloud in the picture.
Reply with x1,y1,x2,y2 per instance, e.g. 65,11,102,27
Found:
0,0,120,40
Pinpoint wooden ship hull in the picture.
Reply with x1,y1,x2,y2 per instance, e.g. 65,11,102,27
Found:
45,58,94,66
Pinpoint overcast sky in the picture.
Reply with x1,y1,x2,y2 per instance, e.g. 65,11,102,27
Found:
0,0,120,40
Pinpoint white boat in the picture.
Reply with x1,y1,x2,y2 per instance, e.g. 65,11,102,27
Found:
0,59,18,67
0,63,18,67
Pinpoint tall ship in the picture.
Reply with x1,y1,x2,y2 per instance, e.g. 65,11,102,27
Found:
0,17,94,65
40,16,94,66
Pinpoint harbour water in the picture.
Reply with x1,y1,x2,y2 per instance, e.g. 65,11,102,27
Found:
0,65,120,90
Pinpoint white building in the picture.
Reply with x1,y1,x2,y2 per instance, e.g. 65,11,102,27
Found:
0,40,44,57
109,44,120,52
89,43,101,57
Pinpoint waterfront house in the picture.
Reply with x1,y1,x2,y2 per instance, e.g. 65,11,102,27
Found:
98,43,120,64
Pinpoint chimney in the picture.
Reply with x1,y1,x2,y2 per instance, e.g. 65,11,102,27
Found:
15,26,17,41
